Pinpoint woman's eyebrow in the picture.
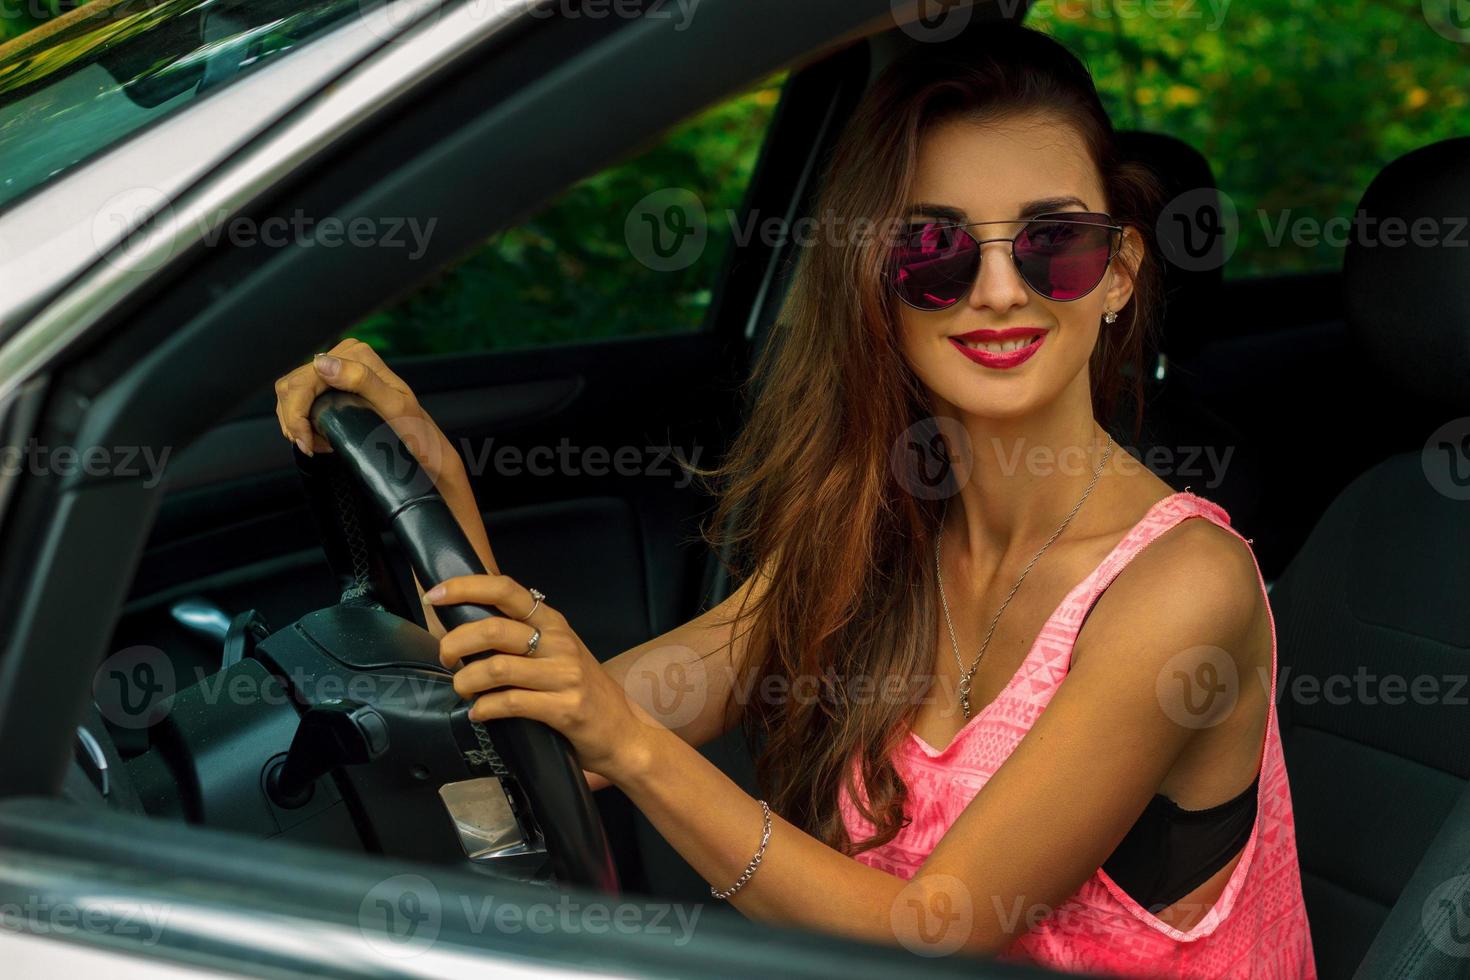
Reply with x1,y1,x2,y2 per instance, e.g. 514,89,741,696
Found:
907,195,1091,222
1018,195,1091,217
908,202,967,222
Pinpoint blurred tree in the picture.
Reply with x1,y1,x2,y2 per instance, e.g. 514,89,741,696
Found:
1033,0,1470,277
351,72,786,357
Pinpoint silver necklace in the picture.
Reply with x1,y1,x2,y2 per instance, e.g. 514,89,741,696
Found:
935,432,1114,720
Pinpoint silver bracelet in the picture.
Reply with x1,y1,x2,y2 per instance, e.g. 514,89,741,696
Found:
710,800,772,900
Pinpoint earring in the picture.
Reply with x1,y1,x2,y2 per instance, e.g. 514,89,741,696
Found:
1103,310,1118,324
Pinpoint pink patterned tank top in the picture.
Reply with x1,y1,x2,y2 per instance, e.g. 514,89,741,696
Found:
838,491,1316,978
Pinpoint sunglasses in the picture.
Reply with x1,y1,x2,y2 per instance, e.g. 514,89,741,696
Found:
887,211,1123,311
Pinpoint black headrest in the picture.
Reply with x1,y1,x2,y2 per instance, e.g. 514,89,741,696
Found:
1117,130,1225,363
1344,137,1470,409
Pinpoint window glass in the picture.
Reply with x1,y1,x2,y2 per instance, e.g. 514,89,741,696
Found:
350,70,787,356
1031,1,1470,277
0,0,370,211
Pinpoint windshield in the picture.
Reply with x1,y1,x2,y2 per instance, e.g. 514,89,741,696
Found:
0,0,376,212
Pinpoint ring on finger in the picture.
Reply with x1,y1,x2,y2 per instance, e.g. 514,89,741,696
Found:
526,627,542,657
519,588,546,622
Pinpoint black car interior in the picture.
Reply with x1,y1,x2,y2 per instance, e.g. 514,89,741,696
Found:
0,2,1465,976
1269,136,1470,980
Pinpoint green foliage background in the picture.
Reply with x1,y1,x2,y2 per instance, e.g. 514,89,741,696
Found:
349,72,786,357
1034,0,1470,277
1,0,69,43
6,1,1467,355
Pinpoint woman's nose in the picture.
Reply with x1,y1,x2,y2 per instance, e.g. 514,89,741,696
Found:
964,239,1030,311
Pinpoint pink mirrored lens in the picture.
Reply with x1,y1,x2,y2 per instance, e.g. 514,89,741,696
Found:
891,223,978,309
1014,218,1113,300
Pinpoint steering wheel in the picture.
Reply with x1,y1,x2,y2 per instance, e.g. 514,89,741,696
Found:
308,390,618,893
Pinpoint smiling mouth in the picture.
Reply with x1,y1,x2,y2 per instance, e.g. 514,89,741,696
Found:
952,332,1045,354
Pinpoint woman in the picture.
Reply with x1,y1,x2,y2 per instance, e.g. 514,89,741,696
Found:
274,23,1315,977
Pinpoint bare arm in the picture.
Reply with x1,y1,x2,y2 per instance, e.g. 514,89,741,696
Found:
598,523,1266,954
596,570,765,750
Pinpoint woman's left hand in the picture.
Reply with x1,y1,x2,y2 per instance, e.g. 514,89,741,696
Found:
427,573,656,784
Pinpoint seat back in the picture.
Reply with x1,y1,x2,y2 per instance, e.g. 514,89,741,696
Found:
1116,129,1226,365
1111,131,1266,535
1270,137,1470,979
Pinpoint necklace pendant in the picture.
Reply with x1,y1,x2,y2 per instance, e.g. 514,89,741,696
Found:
958,675,973,720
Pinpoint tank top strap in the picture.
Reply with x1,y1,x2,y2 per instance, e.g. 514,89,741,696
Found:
1068,490,1238,638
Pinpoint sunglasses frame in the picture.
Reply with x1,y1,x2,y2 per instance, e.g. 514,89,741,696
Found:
887,211,1125,311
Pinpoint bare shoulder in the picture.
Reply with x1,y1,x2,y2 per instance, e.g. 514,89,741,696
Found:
1074,503,1266,678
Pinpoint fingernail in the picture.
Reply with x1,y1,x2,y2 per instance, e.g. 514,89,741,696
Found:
314,354,341,378
424,585,446,602
295,437,313,457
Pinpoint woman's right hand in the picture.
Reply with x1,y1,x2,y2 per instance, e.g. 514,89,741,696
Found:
273,337,459,487
274,337,498,597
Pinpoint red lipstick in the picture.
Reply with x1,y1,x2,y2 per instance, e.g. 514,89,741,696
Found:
948,327,1048,370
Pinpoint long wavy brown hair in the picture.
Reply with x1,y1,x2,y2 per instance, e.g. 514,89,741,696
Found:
702,23,1165,855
